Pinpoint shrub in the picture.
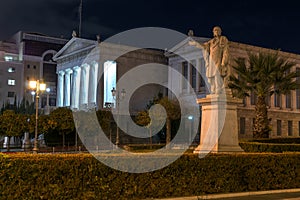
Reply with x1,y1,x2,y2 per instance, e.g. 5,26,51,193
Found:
1,153,300,199
239,141,300,153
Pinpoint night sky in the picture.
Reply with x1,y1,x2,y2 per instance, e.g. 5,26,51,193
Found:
1,0,300,54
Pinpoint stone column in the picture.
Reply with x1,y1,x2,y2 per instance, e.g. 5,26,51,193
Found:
64,69,72,107
187,61,191,93
194,94,244,153
57,71,65,107
80,64,90,108
72,66,81,109
88,62,98,107
291,90,296,110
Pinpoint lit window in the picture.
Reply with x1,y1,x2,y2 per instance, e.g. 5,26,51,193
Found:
8,79,15,85
8,67,15,73
4,56,13,62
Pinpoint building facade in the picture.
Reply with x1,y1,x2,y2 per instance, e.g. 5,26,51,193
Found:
166,34,300,139
0,40,24,107
53,36,168,113
0,31,68,108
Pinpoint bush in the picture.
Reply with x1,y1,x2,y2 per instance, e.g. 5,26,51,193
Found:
239,140,300,153
1,153,300,199
250,138,300,144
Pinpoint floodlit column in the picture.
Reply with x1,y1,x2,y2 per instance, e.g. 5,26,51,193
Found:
64,69,72,107
71,67,77,109
80,64,90,107
88,62,98,106
57,71,65,107
187,61,191,93
72,66,81,109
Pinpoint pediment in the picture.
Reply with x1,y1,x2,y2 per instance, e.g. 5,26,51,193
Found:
53,37,97,61
165,36,210,57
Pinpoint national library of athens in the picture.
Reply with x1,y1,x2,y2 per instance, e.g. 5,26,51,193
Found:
2,28,300,142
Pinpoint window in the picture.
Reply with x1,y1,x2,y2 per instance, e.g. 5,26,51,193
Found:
199,58,206,89
4,56,13,62
8,67,15,73
250,92,257,105
33,65,36,69
239,117,246,134
43,53,53,62
27,65,30,69
191,66,196,89
8,79,15,86
288,121,293,136
277,120,282,136
296,68,300,109
182,61,188,90
274,93,281,108
7,91,14,97
286,91,292,109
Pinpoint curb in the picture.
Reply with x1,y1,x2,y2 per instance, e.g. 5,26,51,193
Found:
152,188,300,200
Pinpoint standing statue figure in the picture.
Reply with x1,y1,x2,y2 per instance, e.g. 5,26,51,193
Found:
189,26,230,94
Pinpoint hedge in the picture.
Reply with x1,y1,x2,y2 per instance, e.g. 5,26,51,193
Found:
239,142,300,152
250,138,300,144
1,153,300,199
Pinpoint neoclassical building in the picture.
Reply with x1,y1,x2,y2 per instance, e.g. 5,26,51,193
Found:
166,32,300,139
53,36,168,113
53,30,300,140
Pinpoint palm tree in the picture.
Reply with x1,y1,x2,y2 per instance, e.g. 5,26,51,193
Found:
229,51,300,138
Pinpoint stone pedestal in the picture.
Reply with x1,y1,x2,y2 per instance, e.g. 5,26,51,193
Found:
194,92,244,154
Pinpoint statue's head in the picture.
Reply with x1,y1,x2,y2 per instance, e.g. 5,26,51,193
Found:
213,26,222,37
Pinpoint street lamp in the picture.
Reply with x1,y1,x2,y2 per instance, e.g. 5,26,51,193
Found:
111,87,126,147
29,79,46,153
45,88,50,115
188,115,193,145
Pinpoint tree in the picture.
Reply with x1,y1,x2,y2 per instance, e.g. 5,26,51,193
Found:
135,110,153,146
0,110,27,151
136,95,181,145
158,97,181,145
49,107,75,147
229,51,300,138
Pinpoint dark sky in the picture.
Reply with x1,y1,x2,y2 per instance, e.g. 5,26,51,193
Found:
1,0,300,54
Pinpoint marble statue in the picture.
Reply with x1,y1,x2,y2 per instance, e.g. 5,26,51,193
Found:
189,26,230,94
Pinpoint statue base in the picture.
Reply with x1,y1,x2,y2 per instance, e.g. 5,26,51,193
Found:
194,93,244,154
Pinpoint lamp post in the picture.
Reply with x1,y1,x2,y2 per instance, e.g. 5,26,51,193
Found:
111,87,126,147
29,80,46,153
45,88,50,115
188,115,193,145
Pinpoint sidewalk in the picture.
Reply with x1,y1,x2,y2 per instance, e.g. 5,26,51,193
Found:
153,188,300,200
